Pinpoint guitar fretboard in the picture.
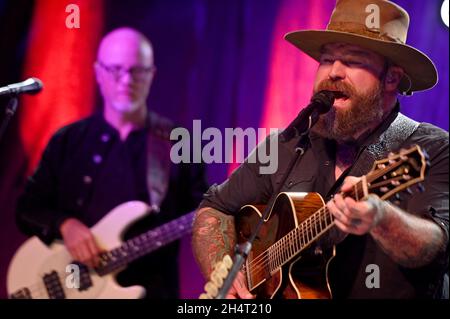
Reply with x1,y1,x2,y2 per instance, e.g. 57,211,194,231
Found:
244,143,426,291
267,206,334,274
96,211,195,275
245,180,366,290
245,205,335,290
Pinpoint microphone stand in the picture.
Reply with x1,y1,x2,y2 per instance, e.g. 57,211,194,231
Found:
0,95,18,144
215,111,318,299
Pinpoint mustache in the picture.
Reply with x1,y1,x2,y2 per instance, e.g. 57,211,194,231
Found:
316,80,357,98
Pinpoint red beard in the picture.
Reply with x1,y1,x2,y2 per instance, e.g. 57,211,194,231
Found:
312,79,384,143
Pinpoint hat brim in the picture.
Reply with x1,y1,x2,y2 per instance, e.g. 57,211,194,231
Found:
285,30,438,94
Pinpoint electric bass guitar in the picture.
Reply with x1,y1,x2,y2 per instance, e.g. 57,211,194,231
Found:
200,145,428,299
8,201,195,299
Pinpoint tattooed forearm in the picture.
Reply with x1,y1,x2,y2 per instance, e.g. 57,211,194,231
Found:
192,207,237,278
370,202,447,268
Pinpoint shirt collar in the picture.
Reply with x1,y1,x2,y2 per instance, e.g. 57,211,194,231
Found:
92,111,150,138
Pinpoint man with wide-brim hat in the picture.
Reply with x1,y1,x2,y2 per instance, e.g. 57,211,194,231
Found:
192,0,448,299
285,0,438,96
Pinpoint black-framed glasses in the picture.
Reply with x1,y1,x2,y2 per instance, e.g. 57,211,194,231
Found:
97,61,155,81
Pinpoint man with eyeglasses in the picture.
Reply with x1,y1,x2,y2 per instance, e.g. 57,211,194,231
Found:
15,27,208,299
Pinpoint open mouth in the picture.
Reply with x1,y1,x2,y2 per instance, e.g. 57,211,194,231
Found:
331,91,349,101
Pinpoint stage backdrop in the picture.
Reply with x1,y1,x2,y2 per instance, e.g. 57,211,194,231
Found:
0,0,448,298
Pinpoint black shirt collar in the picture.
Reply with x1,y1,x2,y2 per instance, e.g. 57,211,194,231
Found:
91,111,149,139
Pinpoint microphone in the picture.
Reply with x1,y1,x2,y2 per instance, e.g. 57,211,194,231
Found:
0,78,43,97
280,90,335,142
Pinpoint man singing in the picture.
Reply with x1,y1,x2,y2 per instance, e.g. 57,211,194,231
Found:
192,0,448,299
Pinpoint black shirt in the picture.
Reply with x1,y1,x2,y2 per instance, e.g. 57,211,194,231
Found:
199,107,449,298
16,113,208,298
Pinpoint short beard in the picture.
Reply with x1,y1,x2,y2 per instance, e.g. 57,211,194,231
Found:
111,100,142,114
311,79,384,144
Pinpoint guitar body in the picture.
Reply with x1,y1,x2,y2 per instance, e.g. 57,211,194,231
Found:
236,192,334,299
223,146,427,300
7,201,150,299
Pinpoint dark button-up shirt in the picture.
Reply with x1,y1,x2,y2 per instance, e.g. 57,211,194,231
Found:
199,106,449,299
16,113,208,298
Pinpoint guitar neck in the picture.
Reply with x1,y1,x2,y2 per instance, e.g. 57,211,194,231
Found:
96,211,196,275
241,145,427,293
247,180,367,284
259,206,335,277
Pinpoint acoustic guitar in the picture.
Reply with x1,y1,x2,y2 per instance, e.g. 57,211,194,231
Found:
200,145,428,299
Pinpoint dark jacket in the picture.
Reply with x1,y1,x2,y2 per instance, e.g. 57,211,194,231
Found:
16,112,208,298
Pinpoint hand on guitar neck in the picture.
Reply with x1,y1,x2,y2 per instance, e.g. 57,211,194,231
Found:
59,218,103,268
328,176,387,236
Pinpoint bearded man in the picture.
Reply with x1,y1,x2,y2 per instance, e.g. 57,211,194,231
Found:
192,0,448,299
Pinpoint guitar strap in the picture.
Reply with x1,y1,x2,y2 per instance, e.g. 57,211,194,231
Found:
323,112,420,293
327,111,420,198
145,111,174,213
349,112,419,177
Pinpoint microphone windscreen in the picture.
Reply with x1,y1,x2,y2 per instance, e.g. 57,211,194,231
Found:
311,90,335,114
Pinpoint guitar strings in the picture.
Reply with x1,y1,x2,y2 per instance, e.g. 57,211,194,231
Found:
10,214,194,299
14,160,403,298
247,206,331,270
241,169,394,285
12,225,181,298
242,206,333,283
25,208,330,295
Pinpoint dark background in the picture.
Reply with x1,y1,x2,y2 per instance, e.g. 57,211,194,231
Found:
0,0,448,299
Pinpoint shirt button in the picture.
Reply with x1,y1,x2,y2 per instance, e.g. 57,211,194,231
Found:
93,154,102,164
76,198,84,206
287,181,294,188
83,175,92,184
101,134,110,142
324,161,331,166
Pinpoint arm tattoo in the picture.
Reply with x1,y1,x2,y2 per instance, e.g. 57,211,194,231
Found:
370,202,447,268
192,207,237,278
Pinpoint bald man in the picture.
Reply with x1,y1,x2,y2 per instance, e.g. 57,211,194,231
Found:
95,27,154,140
15,27,208,299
